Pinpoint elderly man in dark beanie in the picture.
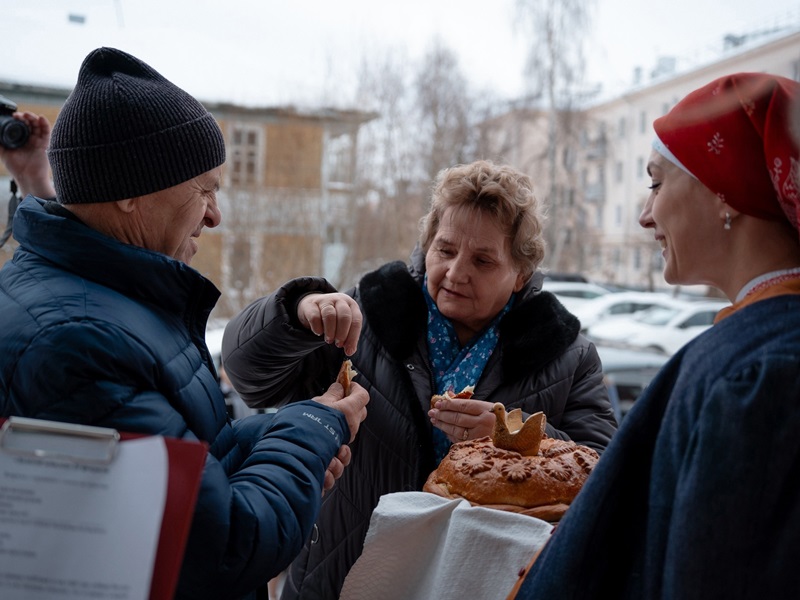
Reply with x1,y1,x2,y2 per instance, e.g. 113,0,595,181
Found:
0,47,369,600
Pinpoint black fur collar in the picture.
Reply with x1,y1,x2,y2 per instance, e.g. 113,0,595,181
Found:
359,261,580,382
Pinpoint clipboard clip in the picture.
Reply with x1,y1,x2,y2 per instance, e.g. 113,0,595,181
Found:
0,416,121,465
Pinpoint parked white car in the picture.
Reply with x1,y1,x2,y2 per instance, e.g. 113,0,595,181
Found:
542,280,613,313
571,291,677,332
586,299,730,356
205,325,226,367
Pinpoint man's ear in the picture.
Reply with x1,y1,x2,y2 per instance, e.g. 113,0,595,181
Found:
114,198,138,213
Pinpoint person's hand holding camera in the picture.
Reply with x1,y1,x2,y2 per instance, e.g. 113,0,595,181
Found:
0,111,56,199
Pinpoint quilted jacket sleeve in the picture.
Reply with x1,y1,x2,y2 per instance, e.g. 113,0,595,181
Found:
179,401,349,599
550,339,618,452
222,276,345,408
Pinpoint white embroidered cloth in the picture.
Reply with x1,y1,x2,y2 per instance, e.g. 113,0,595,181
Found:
340,491,553,600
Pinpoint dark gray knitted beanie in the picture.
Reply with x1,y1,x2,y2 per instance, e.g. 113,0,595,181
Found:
48,47,226,204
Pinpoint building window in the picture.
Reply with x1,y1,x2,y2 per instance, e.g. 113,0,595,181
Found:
562,146,576,169
615,204,622,226
662,102,670,116
615,161,624,183
639,110,647,134
326,133,354,184
637,156,645,179
229,124,263,187
618,116,626,138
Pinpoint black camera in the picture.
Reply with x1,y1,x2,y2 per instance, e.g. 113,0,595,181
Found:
0,94,30,149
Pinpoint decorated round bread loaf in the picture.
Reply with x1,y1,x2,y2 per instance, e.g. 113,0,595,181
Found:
423,436,599,522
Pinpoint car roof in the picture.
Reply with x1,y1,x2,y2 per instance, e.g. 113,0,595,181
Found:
652,298,729,313
628,299,729,324
586,290,673,303
542,281,611,292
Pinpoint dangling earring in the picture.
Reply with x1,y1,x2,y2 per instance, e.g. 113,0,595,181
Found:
724,212,731,230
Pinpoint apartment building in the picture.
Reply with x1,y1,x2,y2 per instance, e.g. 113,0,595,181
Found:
585,27,800,292
484,26,800,293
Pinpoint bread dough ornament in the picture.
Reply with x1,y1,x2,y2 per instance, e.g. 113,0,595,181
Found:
423,402,598,521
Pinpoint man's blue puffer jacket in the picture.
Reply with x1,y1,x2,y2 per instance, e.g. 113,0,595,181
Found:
0,197,349,599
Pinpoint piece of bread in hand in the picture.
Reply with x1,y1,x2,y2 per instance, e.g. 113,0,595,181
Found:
337,359,357,396
430,385,475,410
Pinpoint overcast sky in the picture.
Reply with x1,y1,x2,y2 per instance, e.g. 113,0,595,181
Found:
4,0,799,107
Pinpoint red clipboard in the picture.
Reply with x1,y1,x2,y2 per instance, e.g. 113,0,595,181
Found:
121,431,208,600
0,417,207,600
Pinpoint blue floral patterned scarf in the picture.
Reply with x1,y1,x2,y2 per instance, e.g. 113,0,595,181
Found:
424,276,514,463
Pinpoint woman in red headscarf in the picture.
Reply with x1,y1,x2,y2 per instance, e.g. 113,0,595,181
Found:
511,73,800,599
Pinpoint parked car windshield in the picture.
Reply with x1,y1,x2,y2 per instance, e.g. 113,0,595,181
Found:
635,305,681,325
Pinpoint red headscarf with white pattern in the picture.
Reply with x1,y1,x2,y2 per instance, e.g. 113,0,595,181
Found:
653,72,800,231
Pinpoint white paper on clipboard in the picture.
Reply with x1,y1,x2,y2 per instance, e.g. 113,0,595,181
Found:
0,417,168,600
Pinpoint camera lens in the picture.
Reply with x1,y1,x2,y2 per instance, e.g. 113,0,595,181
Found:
0,115,30,149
